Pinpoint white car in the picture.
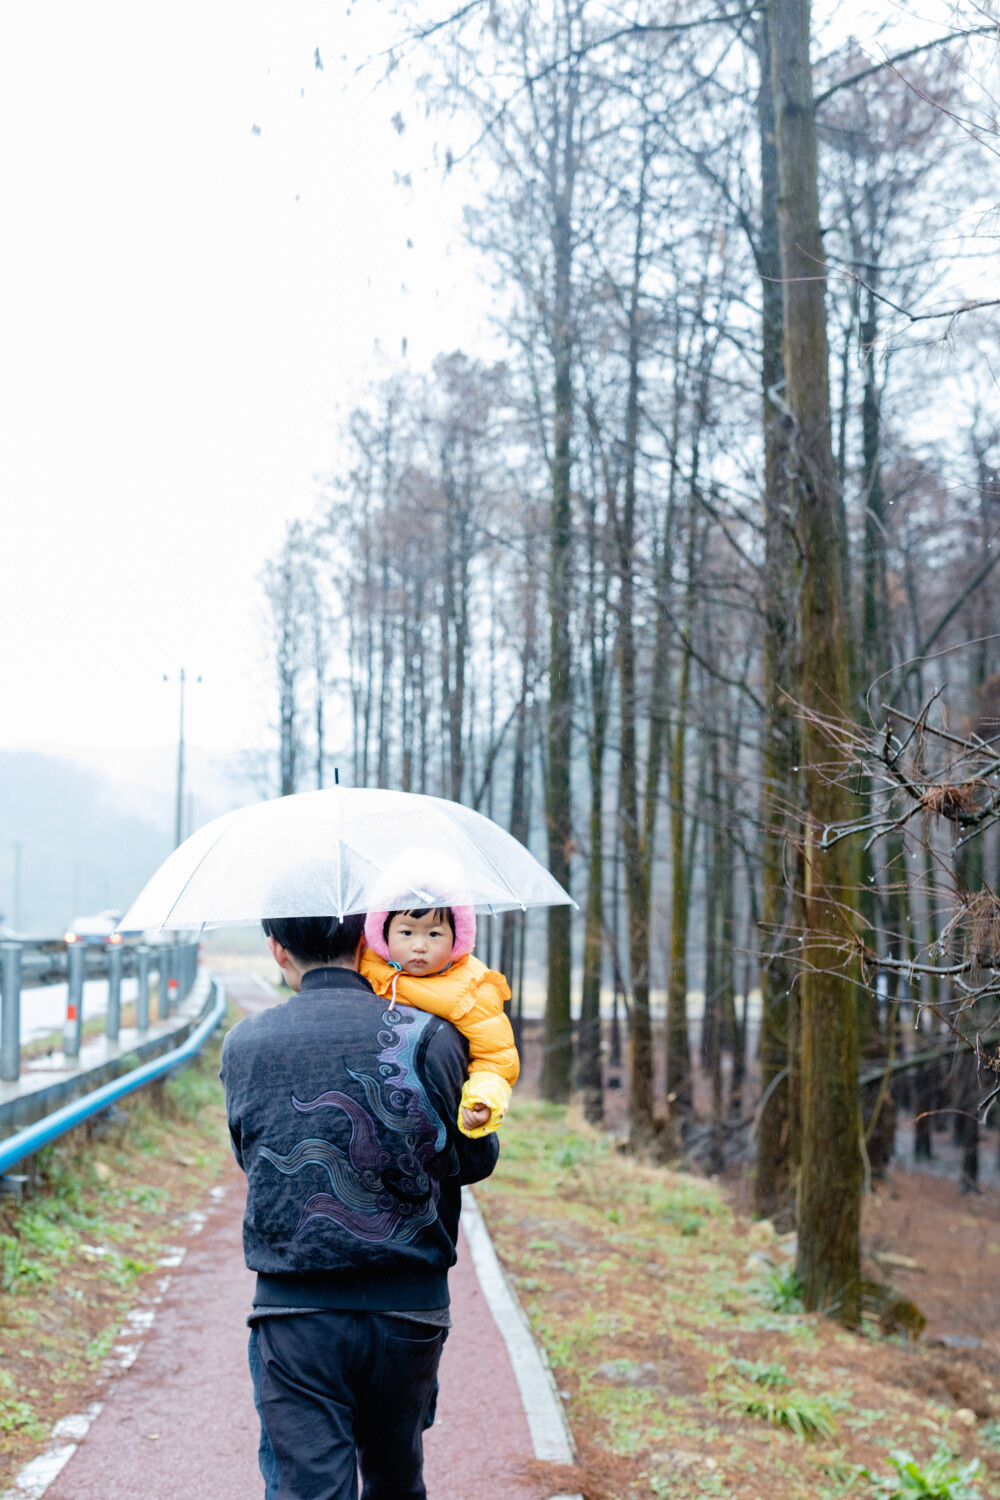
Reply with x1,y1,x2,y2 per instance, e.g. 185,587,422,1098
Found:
64,910,127,946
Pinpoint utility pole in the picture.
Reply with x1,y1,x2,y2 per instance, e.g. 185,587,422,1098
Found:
11,842,21,933
164,670,201,849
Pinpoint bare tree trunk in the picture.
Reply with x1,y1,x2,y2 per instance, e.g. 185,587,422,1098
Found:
542,96,577,1102
770,0,862,1324
417,580,428,795
579,431,612,1124
500,693,529,988
665,578,694,1112
376,416,395,790
501,589,535,1006
609,819,624,1070
754,5,798,1223
860,276,888,681
716,776,737,1119
617,146,656,1145
704,724,725,1172
702,828,718,1071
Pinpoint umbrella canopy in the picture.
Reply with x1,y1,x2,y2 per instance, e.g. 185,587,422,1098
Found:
119,786,572,932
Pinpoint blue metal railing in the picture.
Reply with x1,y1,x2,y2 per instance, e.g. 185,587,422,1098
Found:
0,977,227,1177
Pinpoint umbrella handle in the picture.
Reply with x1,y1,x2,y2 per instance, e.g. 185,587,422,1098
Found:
387,962,402,1012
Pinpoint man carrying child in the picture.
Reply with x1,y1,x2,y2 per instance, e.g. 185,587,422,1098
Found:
220,909,501,1500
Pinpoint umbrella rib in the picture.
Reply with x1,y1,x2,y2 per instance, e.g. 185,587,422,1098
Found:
156,816,243,929
430,804,529,912
335,787,343,921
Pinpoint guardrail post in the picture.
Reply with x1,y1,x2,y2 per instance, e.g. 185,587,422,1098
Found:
1,942,22,1083
158,946,173,1020
65,942,85,1058
136,946,151,1032
167,946,179,1011
105,943,123,1043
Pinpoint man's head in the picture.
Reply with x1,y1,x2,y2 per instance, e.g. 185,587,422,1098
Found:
262,913,366,992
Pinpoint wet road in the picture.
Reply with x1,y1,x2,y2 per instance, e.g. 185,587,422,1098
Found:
20,977,139,1045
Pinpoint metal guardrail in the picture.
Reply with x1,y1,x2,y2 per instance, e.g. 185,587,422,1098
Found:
0,939,200,1083
0,977,227,1178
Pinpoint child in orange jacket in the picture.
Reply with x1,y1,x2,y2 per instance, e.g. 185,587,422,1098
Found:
361,903,519,1139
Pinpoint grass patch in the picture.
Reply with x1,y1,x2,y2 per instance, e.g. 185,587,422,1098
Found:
720,1383,839,1441
863,1445,983,1498
479,1102,1000,1500
0,1009,235,1484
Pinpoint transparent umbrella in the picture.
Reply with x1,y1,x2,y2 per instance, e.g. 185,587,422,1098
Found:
119,787,573,932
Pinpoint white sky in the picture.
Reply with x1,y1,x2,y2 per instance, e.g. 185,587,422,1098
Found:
0,1,989,766
0,2,489,755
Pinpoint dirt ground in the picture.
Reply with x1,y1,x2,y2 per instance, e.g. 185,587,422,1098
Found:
515,1017,1000,1339
506,1018,1000,1498
481,1102,1000,1500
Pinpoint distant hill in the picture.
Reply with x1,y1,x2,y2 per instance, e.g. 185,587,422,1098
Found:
0,747,260,935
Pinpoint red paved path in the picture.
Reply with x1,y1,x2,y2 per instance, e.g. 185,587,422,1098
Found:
47,973,544,1499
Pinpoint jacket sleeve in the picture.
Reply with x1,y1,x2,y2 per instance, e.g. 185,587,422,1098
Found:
460,986,520,1087
422,1021,500,1186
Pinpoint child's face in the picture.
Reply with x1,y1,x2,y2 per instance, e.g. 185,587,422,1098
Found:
386,910,454,976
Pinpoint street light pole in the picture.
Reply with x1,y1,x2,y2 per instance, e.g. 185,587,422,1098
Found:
165,670,201,850
11,843,21,934
175,667,186,850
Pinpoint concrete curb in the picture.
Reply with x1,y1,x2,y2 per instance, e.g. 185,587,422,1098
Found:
461,1186,583,1498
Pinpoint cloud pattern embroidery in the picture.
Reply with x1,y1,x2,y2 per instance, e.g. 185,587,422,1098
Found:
258,1006,448,1244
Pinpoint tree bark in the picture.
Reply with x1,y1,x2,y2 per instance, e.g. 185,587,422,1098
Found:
754,6,799,1223
665,625,693,1111
617,179,656,1145
769,0,862,1324
542,158,576,1101
578,416,613,1125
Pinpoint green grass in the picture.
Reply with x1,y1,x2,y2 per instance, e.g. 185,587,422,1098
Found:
720,1383,839,1440
758,1266,806,1314
716,1356,838,1440
478,1102,1000,1500
863,1445,982,1499
0,1020,235,1481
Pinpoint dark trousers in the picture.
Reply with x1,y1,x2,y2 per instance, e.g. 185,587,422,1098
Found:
250,1313,445,1500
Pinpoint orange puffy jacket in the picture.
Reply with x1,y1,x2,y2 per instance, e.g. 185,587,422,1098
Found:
359,948,520,1136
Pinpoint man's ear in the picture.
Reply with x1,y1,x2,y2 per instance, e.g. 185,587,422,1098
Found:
267,936,290,970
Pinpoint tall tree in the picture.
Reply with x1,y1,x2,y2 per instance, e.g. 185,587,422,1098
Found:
263,520,309,798
769,0,862,1322
753,8,799,1221
539,1,584,1102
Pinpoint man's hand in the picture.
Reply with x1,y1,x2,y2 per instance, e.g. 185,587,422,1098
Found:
461,1101,493,1132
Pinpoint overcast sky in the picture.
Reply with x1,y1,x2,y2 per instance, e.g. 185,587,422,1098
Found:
0,2,489,757
1,1,981,769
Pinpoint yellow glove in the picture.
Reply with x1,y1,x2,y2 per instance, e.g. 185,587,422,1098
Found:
458,1073,512,1138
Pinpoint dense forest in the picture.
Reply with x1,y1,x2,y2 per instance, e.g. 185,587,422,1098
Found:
258,0,1000,1325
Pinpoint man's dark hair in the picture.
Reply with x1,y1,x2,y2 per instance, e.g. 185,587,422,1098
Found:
382,907,456,943
262,913,366,967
